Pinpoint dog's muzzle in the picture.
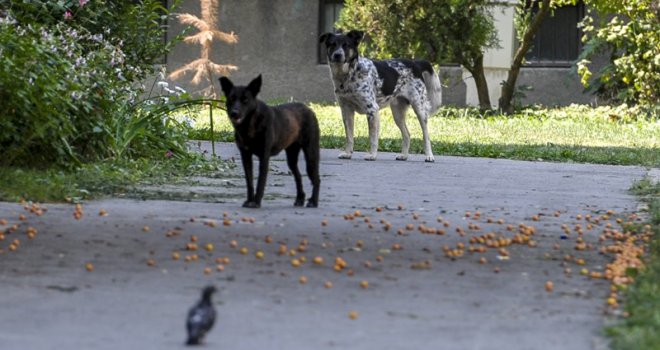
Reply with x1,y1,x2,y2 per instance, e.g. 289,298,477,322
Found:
228,109,244,125
329,49,345,64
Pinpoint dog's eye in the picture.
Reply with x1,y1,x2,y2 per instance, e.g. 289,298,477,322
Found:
241,97,248,104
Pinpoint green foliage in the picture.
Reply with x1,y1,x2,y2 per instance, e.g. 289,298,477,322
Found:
607,179,660,350
336,0,498,69
0,1,190,167
577,0,660,107
2,0,177,79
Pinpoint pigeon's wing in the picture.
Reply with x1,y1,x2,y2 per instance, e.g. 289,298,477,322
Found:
207,305,216,330
187,304,216,337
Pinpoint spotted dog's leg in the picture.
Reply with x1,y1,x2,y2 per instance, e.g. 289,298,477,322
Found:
365,107,380,161
338,104,355,159
391,98,410,161
411,101,435,163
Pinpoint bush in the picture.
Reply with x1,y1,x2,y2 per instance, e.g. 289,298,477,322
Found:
2,0,175,81
0,1,187,167
577,0,660,109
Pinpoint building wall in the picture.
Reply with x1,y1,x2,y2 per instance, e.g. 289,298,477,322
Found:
167,0,598,107
167,0,336,102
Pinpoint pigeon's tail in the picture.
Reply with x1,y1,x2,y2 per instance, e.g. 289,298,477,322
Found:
186,336,201,346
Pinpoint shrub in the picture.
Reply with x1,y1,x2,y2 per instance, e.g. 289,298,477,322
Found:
0,1,188,167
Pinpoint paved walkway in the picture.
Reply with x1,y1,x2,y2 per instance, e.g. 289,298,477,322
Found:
0,142,651,349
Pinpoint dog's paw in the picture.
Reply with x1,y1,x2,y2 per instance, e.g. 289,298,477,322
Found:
396,154,408,161
425,155,435,163
242,201,260,208
338,152,353,159
294,199,305,207
306,201,318,208
364,154,377,161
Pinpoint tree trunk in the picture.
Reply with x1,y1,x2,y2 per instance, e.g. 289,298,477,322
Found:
466,53,492,110
499,0,551,114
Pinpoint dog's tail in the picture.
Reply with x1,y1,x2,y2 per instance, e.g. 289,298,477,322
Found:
422,69,442,116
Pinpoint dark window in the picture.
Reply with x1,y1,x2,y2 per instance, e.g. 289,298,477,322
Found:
318,0,344,64
525,3,585,67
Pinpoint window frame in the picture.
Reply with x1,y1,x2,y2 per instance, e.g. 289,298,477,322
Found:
318,0,345,64
523,2,585,68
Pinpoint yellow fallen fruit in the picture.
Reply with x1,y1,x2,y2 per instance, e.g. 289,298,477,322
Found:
348,311,359,320
205,243,214,252
324,281,333,289
545,281,554,292
239,247,249,255
299,276,308,284
255,251,264,259
85,263,94,272
313,256,324,265
142,226,150,232
291,259,301,267
360,280,369,289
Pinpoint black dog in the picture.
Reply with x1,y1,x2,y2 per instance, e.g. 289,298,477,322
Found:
219,75,320,208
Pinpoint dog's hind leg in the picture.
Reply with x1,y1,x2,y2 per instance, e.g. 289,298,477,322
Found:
286,146,305,207
391,98,411,161
411,102,435,163
365,108,380,161
338,105,355,159
302,142,320,208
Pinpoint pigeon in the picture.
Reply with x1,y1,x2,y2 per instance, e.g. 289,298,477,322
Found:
186,285,217,346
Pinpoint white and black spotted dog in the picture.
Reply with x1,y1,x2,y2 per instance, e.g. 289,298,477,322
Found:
319,30,442,162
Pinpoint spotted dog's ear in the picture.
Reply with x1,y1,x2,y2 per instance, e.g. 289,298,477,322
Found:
319,32,333,44
346,30,364,45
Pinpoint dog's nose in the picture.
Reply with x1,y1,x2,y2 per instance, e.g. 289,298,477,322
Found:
332,52,343,61
229,109,239,119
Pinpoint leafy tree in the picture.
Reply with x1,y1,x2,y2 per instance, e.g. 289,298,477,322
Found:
500,0,550,113
336,0,499,110
576,0,660,108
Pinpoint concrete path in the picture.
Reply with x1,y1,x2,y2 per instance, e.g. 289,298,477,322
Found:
0,142,651,350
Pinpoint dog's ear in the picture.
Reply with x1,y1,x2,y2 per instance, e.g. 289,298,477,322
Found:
219,76,234,97
347,30,364,45
247,74,262,97
319,32,332,44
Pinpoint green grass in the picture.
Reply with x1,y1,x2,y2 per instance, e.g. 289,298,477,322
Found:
190,104,660,166
607,179,660,349
0,156,234,203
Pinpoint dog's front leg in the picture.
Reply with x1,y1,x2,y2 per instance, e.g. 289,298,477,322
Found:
365,108,380,161
239,149,257,207
338,105,355,159
253,154,270,208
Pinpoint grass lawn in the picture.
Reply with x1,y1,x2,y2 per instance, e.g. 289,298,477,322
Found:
607,179,660,350
0,157,233,203
189,104,659,166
